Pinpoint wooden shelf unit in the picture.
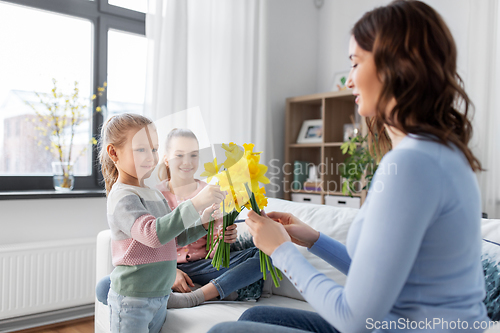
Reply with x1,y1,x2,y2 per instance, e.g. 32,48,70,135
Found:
284,89,366,205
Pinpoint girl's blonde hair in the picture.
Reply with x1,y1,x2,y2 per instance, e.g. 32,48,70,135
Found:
158,128,198,182
98,113,154,195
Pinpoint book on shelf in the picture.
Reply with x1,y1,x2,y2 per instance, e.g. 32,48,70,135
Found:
292,160,309,190
303,181,322,192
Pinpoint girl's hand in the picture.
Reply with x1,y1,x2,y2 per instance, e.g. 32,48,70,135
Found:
222,224,237,244
245,210,291,256
172,269,195,293
191,185,226,212
201,204,221,229
266,211,320,248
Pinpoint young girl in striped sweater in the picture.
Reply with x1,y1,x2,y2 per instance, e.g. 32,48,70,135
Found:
99,113,225,333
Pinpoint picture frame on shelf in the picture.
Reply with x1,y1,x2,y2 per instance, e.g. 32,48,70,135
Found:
296,119,323,144
332,70,351,91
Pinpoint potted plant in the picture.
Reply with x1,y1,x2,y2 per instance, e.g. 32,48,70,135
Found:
340,134,378,197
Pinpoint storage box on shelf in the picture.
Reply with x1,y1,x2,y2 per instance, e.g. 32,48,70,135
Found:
291,193,322,205
284,89,366,207
325,195,361,209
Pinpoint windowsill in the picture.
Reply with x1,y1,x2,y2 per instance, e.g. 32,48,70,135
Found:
0,189,106,200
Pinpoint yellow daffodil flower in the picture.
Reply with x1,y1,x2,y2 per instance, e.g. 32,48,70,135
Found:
254,186,268,210
200,158,222,183
247,160,270,193
243,143,262,155
222,142,245,169
215,170,232,192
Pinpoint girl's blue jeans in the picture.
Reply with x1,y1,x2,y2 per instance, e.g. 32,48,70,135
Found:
96,247,262,304
207,306,340,333
108,289,169,333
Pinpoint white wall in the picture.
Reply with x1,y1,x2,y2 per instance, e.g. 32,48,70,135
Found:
0,197,107,245
317,0,471,92
265,0,320,198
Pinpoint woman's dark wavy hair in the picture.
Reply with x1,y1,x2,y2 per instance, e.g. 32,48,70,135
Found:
352,0,482,171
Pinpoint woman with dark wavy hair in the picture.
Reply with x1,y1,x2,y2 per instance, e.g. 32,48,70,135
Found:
208,1,489,332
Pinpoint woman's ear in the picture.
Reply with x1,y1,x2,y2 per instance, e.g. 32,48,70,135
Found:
163,155,169,166
107,144,118,163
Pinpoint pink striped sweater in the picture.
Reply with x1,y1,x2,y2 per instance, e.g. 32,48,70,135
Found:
107,181,207,297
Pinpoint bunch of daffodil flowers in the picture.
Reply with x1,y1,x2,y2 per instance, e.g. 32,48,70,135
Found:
201,143,283,288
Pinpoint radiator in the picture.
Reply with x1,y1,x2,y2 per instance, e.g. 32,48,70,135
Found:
0,238,96,320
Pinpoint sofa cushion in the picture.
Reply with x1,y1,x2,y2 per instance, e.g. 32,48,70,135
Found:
482,219,500,244
163,295,315,333
482,239,500,320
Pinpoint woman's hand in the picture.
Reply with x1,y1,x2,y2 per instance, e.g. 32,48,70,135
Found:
191,185,226,212
266,211,320,248
172,269,195,293
245,210,291,256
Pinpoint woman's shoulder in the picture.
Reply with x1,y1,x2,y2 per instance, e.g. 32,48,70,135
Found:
385,134,468,171
381,139,437,169
376,134,473,187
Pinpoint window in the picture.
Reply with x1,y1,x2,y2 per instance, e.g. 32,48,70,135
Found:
107,29,147,120
0,2,92,177
0,0,145,191
109,0,147,13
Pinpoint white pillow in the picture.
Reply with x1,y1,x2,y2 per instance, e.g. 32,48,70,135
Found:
482,218,500,243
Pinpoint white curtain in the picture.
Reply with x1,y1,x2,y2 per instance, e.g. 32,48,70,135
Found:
466,0,500,218
144,0,274,180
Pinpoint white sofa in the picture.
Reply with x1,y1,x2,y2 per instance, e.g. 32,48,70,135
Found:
95,198,500,333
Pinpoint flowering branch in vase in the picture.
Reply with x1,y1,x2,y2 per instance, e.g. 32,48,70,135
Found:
25,79,105,189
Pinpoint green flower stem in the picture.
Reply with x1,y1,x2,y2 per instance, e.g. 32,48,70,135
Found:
261,250,267,280
265,254,280,288
259,250,265,272
208,203,240,270
276,268,283,280
205,235,219,259
211,220,215,249
206,220,212,251
213,238,222,269
243,182,282,288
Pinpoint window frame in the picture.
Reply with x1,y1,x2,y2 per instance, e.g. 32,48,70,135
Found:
0,0,146,192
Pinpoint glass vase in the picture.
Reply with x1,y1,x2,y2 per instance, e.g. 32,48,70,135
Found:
51,162,74,191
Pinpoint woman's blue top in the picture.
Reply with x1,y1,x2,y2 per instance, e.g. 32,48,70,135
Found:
271,134,490,332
